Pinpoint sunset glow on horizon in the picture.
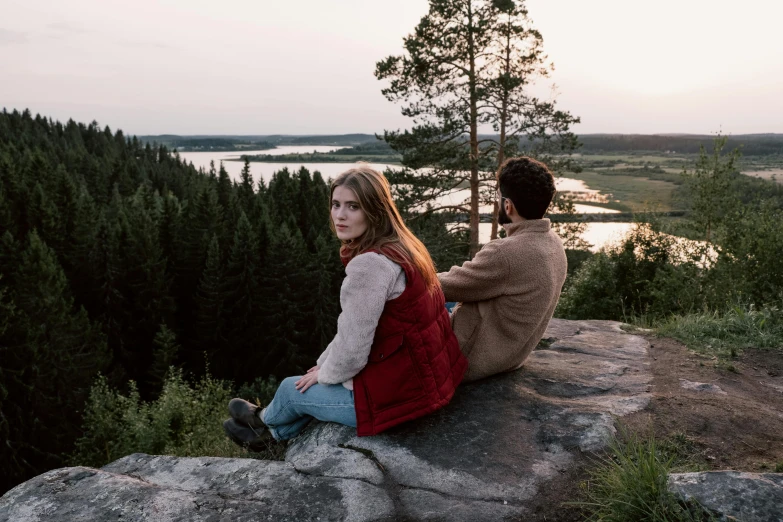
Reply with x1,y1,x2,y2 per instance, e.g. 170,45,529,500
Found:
2,0,780,135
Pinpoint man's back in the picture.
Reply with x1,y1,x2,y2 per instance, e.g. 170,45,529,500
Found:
438,218,567,382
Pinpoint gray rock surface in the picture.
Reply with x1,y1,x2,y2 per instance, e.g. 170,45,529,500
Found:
0,456,393,522
668,471,783,522
0,319,652,521
679,379,727,395
285,319,652,520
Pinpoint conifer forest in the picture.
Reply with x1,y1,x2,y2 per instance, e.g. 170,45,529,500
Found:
0,109,462,492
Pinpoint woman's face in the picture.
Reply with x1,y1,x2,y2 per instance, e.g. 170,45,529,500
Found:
331,185,369,241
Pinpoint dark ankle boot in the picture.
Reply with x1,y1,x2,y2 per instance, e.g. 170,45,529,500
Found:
223,418,267,451
228,398,265,430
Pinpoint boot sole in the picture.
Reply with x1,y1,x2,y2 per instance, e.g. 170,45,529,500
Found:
223,423,268,452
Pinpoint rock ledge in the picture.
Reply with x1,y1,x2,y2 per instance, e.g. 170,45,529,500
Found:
0,319,652,521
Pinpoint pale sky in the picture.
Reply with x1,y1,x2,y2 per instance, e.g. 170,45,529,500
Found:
2,0,781,135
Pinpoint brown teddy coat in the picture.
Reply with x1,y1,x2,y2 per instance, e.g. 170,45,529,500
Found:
438,219,567,382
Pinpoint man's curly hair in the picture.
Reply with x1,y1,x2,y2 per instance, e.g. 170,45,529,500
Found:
497,157,556,220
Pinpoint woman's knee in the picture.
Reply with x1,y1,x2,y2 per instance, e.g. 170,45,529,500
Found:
276,376,301,399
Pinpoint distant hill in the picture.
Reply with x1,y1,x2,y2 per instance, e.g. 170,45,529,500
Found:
139,134,379,149
575,134,783,155
139,133,783,156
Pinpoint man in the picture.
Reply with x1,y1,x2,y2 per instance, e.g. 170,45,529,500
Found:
438,156,567,382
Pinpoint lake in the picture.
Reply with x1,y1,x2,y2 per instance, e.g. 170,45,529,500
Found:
450,222,634,252
177,146,375,183
179,148,635,250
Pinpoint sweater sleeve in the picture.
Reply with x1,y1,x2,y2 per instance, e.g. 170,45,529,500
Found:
315,345,331,368
318,253,400,385
437,240,510,302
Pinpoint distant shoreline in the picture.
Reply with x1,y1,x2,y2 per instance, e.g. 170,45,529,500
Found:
229,154,402,164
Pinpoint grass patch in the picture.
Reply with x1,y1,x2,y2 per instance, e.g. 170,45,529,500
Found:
568,170,683,212
575,428,714,521
576,153,691,165
572,200,633,212
656,433,710,473
656,305,783,360
71,370,285,468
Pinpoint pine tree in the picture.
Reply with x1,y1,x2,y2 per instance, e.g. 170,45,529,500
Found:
219,212,261,381
158,190,182,284
208,160,217,181
1,231,108,493
0,232,21,288
87,214,128,380
193,234,225,370
175,185,224,339
376,0,579,254
148,323,180,393
237,158,256,221
295,167,331,249
121,191,176,390
683,135,740,243
27,182,60,248
310,233,341,350
267,167,299,230
0,276,19,491
0,182,13,240
483,0,579,238
0,276,13,340
261,223,313,377
52,165,97,288
0,152,26,238
217,161,233,211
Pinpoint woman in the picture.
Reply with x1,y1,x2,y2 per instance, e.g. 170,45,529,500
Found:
224,165,467,446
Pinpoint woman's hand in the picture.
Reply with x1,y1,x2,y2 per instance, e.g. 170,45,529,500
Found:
306,365,320,374
295,369,319,393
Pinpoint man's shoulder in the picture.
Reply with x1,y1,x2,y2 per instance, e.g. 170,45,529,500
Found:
492,228,564,251
501,230,567,269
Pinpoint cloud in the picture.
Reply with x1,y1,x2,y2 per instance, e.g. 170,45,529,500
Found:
46,21,90,36
117,39,175,50
0,28,28,45
44,21,172,49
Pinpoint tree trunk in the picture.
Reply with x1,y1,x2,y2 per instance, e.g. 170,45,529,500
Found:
467,2,480,258
490,117,506,240
490,17,512,241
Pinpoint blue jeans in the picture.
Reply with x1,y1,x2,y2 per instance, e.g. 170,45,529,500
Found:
261,376,357,441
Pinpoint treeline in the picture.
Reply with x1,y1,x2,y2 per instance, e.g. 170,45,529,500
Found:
275,134,378,146
141,134,380,148
140,136,277,152
143,132,783,157
0,109,357,493
330,141,395,155
578,134,783,155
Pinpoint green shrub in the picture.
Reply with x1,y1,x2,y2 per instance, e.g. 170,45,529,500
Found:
557,221,708,321
71,370,284,468
565,248,595,278
577,430,714,522
715,201,783,305
557,248,622,320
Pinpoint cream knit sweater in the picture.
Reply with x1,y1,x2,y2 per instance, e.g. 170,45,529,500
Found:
316,253,406,390
438,219,567,381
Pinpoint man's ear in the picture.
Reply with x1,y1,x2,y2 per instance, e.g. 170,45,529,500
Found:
505,197,515,217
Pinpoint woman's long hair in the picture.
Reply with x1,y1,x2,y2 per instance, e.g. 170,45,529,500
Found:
330,164,439,291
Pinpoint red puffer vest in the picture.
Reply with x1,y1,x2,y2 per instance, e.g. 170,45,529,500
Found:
345,248,468,436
